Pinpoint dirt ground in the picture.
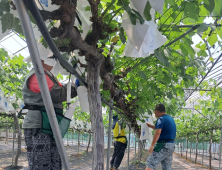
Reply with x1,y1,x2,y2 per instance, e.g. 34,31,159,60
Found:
0,138,218,170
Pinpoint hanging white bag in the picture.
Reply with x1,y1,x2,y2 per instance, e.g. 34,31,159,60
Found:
122,12,149,51
130,0,165,15
140,123,149,141
139,114,154,141
122,8,167,58
66,82,72,105
77,86,90,112
64,100,78,120
140,122,154,142
76,0,93,39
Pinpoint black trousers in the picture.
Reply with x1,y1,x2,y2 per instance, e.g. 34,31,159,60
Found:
110,141,127,168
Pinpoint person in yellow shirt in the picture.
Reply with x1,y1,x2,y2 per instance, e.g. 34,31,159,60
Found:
110,115,127,170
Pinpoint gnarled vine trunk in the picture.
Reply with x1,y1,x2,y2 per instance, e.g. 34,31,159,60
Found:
186,138,188,159
138,140,145,161
5,124,8,144
13,113,21,166
86,132,92,153
87,59,104,169
180,143,182,156
78,131,80,155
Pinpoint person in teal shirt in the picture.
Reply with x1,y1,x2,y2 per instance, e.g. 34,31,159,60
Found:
146,104,176,170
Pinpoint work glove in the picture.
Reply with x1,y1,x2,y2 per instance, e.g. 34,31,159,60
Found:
75,79,80,87
118,120,124,130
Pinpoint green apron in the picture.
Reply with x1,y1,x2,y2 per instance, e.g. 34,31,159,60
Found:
19,105,71,138
153,139,175,152
40,107,71,138
154,140,166,152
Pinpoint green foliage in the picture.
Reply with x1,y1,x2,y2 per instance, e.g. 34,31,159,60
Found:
203,0,215,13
143,1,152,21
0,13,23,35
197,23,209,33
0,0,10,17
176,80,222,143
119,27,126,44
0,49,30,100
154,49,169,67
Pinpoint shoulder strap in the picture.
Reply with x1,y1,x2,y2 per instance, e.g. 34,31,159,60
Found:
44,70,59,85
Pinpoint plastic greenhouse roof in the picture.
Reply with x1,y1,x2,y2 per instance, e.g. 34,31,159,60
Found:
0,30,29,59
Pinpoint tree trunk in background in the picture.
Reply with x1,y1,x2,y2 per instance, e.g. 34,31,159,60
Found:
5,124,8,144
209,129,213,169
86,132,91,153
138,140,145,161
87,59,104,170
13,113,21,166
78,131,80,155
186,138,188,159
214,143,216,159
190,140,192,160
195,133,199,163
202,136,204,166
180,143,182,156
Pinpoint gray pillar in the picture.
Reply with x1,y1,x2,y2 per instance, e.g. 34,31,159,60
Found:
106,98,113,170
14,1,70,169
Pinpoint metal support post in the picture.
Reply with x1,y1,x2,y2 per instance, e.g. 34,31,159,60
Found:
12,122,15,166
202,137,204,166
138,136,140,158
190,140,191,160
219,126,222,169
72,130,73,146
106,97,113,170
178,140,179,153
127,125,131,170
78,132,80,155
135,133,136,158
14,1,70,169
